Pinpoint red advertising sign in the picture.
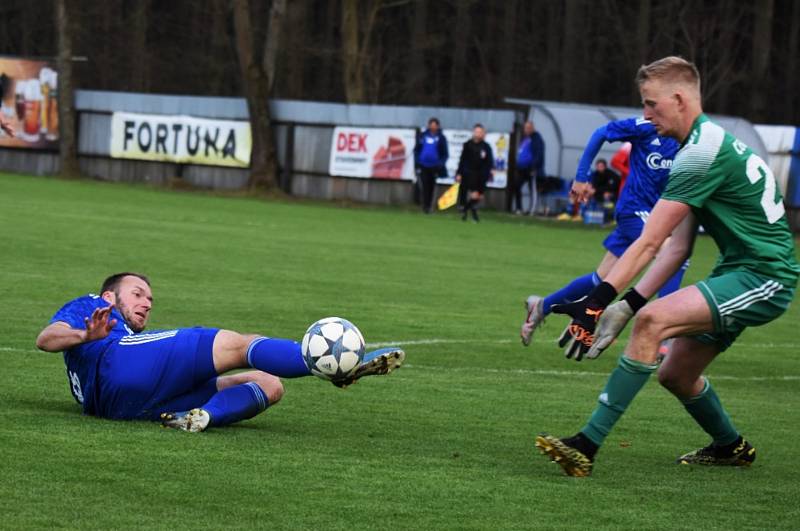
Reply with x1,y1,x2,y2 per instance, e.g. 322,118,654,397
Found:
0,56,59,150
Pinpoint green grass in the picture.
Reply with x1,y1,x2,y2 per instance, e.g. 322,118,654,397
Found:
1,172,798,530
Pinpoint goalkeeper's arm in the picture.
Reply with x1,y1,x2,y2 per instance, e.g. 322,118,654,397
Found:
587,213,697,359
631,212,697,299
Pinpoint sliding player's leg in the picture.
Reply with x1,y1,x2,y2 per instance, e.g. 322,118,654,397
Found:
212,330,405,387
211,331,310,377
160,371,284,432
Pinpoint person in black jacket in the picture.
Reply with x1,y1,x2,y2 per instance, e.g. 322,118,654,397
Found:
413,117,449,213
590,158,621,222
456,124,494,222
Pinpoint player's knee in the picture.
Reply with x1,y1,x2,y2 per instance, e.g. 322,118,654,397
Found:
632,305,667,339
657,366,693,397
254,372,284,404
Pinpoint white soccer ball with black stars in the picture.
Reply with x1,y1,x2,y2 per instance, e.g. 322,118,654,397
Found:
301,317,365,380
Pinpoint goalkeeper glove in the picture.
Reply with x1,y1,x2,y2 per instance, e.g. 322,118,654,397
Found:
586,288,649,360
552,282,617,361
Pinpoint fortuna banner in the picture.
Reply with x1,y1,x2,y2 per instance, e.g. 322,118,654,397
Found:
109,112,251,167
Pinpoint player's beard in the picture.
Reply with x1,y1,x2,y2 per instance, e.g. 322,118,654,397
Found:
115,290,146,333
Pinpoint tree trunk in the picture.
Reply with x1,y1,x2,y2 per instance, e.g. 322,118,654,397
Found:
209,0,229,95
785,0,800,120
262,0,286,94
561,0,581,101
130,0,149,92
284,0,307,97
449,1,471,106
232,0,280,191
750,0,774,121
404,0,427,99
341,0,365,102
541,0,562,100
632,0,651,102
498,0,518,98
56,0,79,177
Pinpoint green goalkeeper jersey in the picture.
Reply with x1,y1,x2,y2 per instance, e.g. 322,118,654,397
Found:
661,114,799,285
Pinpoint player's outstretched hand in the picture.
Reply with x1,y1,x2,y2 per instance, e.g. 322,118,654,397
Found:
586,300,634,359
569,180,593,204
83,305,118,342
552,297,604,361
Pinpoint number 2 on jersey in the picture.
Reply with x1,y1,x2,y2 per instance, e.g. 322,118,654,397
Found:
745,154,785,224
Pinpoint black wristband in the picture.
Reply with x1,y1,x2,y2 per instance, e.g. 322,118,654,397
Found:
589,281,618,307
622,288,648,314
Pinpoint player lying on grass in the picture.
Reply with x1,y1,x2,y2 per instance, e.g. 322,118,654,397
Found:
521,105,687,350
536,56,799,477
36,272,405,432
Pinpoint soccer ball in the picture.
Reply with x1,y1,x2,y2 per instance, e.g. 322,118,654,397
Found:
301,317,365,380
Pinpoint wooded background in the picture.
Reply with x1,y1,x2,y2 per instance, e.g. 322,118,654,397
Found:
1,0,797,186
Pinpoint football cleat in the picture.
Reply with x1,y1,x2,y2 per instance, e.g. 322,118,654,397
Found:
160,408,211,433
521,295,545,346
332,347,405,388
535,433,594,477
677,438,756,466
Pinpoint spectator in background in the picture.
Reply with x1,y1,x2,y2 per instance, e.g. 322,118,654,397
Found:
413,117,449,213
514,120,545,215
0,115,14,137
590,158,620,222
456,123,494,222
610,142,631,198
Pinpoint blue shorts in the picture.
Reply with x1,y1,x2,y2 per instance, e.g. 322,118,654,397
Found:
603,212,648,257
96,327,220,420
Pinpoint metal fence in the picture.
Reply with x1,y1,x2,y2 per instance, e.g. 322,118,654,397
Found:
0,89,518,207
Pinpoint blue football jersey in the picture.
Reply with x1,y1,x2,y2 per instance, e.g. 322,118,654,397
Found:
50,294,134,413
605,117,679,216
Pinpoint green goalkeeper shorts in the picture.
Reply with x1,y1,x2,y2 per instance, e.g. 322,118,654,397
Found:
694,270,796,351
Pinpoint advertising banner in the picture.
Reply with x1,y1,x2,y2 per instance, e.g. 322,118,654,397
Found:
329,126,416,180
439,129,509,189
0,56,59,149
110,112,251,167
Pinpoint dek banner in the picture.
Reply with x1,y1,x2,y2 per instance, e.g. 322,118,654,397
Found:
438,130,509,189
0,56,59,149
110,112,251,167
329,126,416,180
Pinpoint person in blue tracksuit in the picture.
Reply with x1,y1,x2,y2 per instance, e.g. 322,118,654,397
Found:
414,117,449,213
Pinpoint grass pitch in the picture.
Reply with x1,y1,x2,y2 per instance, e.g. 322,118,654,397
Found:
1,173,798,530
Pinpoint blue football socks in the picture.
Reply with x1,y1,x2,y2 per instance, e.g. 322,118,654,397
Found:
203,382,269,427
542,272,601,315
246,337,311,378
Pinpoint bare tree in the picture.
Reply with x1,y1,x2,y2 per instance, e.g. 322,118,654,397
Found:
750,0,774,121
129,1,150,92
787,0,800,120
232,0,285,190
341,0,381,103
448,0,472,106
55,0,79,177
404,0,427,98
498,0,519,98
